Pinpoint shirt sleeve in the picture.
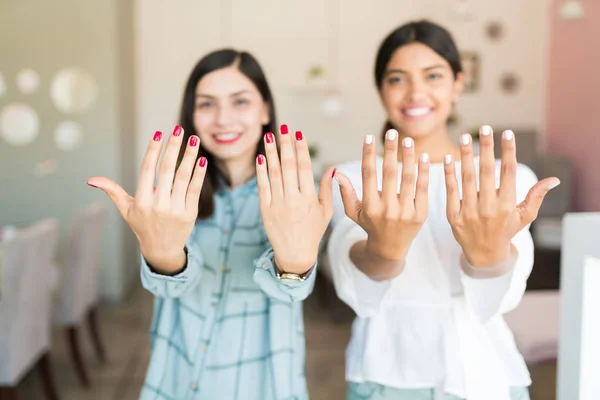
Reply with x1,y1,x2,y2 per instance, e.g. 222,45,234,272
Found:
326,163,393,318
460,163,538,323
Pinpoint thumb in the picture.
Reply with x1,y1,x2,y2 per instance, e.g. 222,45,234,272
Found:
333,170,362,223
517,177,560,227
87,176,133,219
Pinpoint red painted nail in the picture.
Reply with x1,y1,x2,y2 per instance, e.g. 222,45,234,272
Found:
257,154,265,165
173,125,183,136
199,157,207,167
331,168,337,178
295,130,303,141
265,132,274,143
153,131,162,141
87,183,98,188
281,124,289,134
190,136,198,147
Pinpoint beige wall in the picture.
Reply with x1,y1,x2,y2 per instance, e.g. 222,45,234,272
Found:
135,0,551,167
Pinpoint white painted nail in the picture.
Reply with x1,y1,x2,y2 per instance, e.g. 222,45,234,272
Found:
421,153,429,163
445,154,453,164
503,130,514,141
549,179,560,189
481,125,492,136
403,137,413,148
365,134,374,144
461,133,471,146
386,129,397,141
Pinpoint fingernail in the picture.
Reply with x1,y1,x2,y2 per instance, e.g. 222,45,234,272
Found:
257,154,265,165
281,124,289,134
461,134,471,146
503,130,514,141
265,132,274,144
549,179,561,189
445,154,453,164
87,183,98,188
386,129,397,141
199,157,207,167
173,125,183,137
295,130,303,141
403,137,413,148
190,136,198,147
153,131,162,141
365,135,374,144
481,125,492,136
331,168,337,178
421,153,429,163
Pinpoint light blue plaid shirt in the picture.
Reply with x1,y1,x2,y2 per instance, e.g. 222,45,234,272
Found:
139,178,316,400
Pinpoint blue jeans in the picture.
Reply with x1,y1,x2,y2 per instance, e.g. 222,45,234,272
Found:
347,382,530,400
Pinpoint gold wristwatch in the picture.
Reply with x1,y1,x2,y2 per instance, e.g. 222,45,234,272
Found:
274,261,314,282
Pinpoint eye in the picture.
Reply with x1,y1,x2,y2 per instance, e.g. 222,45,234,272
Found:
234,98,249,107
196,101,212,109
427,73,443,80
387,76,403,85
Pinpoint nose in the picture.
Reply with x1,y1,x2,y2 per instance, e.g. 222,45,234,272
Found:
406,77,428,103
216,104,234,127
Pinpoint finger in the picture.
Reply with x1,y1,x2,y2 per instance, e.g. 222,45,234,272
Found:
335,171,362,223
295,130,317,197
185,157,208,213
382,129,400,204
155,125,185,206
278,124,299,198
443,154,460,222
459,133,478,211
414,153,430,221
478,125,497,207
362,134,379,208
135,130,164,204
517,177,561,228
264,131,284,201
87,177,133,219
498,130,517,205
172,135,200,206
398,137,416,209
256,154,272,209
317,168,336,220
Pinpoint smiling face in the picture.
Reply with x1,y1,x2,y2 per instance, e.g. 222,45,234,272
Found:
380,42,464,139
193,66,270,164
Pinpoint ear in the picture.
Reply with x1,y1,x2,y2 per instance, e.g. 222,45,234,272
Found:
261,101,270,125
453,72,465,102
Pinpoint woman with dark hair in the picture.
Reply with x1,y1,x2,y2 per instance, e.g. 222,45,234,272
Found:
88,49,334,400
328,21,559,400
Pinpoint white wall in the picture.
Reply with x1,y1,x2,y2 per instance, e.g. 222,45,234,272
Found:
134,0,551,168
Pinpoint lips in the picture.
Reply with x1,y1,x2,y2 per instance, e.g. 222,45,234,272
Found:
212,132,241,144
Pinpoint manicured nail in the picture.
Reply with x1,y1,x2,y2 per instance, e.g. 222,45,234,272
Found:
295,130,303,141
87,183,98,188
503,130,514,141
481,125,492,136
549,179,561,189
189,136,198,147
331,168,337,178
153,131,162,141
365,135,374,144
199,157,207,167
421,153,429,163
403,137,413,148
461,133,471,146
265,132,274,143
281,124,289,134
257,154,265,165
386,129,398,141
445,154,453,164
173,125,183,137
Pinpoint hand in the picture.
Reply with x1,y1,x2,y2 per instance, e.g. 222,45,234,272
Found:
87,126,208,273
444,126,560,268
256,124,334,274
335,129,430,261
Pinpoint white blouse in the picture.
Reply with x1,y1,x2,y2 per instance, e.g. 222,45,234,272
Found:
327,156,538,400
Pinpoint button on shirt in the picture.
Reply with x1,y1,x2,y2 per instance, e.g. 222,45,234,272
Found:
139,178,315,400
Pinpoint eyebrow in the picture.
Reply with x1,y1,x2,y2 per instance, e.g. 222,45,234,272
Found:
385,64,448,74
195,90,250,99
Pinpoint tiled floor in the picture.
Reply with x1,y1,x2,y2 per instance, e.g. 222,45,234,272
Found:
15,280,556,400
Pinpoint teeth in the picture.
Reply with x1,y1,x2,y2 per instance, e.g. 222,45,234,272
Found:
214,133,239,141
404,107,431,116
